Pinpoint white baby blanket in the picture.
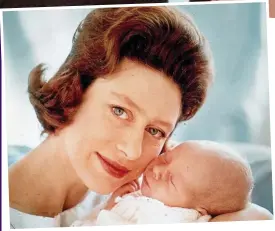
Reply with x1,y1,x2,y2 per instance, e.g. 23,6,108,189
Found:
71,191,211,226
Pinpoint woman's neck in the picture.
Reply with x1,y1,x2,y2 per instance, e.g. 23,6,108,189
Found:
9,135,88,217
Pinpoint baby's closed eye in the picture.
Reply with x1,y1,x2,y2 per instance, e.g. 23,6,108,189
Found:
168,173,177,189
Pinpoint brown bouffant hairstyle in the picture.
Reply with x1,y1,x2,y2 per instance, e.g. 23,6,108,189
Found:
28,6,214,134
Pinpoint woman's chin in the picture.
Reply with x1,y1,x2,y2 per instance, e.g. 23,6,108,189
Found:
91,185,115,195
85,179,119,195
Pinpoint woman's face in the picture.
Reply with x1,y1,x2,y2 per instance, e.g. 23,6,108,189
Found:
61,59,182,194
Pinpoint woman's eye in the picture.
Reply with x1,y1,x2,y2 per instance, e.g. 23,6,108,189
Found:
112,106,128,119
147,128,164,138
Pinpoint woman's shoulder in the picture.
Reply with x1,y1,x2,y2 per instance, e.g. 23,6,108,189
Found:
10,191,111,228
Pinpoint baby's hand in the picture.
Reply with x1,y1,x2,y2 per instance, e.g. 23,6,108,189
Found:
105,180,140,210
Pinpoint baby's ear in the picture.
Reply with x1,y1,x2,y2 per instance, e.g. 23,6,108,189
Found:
196,207,208,216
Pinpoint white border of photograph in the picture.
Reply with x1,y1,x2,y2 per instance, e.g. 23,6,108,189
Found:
1,1,274,231
0,0,269,12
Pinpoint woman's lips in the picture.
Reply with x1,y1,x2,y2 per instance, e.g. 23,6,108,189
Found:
96,152,130,179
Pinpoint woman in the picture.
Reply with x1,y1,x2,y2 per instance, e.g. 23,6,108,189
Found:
8,6,272,228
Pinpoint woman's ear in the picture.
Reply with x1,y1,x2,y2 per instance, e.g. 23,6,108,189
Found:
196,207,208,216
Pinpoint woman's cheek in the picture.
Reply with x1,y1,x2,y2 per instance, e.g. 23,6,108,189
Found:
142,143,161,167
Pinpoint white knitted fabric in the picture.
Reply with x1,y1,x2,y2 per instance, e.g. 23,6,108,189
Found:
71,191,211,226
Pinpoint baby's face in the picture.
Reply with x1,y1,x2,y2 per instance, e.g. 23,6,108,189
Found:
140,142,209,208
140,141,252,214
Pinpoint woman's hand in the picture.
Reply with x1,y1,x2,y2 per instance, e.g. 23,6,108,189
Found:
105,180,140,210
210,203,273,222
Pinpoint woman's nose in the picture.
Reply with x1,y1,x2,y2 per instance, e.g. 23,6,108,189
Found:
116,127,144,161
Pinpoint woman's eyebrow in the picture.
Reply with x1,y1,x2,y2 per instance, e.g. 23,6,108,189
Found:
110,91,174,130
152,119,174,131
111,91,143,113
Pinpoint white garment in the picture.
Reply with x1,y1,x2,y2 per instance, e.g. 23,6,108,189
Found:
9,208,58,229
9,191,110,229
72,191,211,226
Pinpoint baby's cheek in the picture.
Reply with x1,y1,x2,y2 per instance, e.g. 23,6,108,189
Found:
151,183,169,202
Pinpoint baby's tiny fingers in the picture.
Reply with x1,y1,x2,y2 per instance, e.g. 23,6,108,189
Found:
125,184,137,193
131,180,140,191
116,184,136,197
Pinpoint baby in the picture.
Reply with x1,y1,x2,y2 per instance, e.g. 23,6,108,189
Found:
72,140,254,226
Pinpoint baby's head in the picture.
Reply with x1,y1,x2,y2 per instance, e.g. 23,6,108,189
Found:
140,140,254,216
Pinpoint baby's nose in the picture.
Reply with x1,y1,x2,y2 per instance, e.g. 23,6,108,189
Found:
152,165,165,180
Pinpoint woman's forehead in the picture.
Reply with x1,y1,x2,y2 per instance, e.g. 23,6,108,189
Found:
87,60,182,125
